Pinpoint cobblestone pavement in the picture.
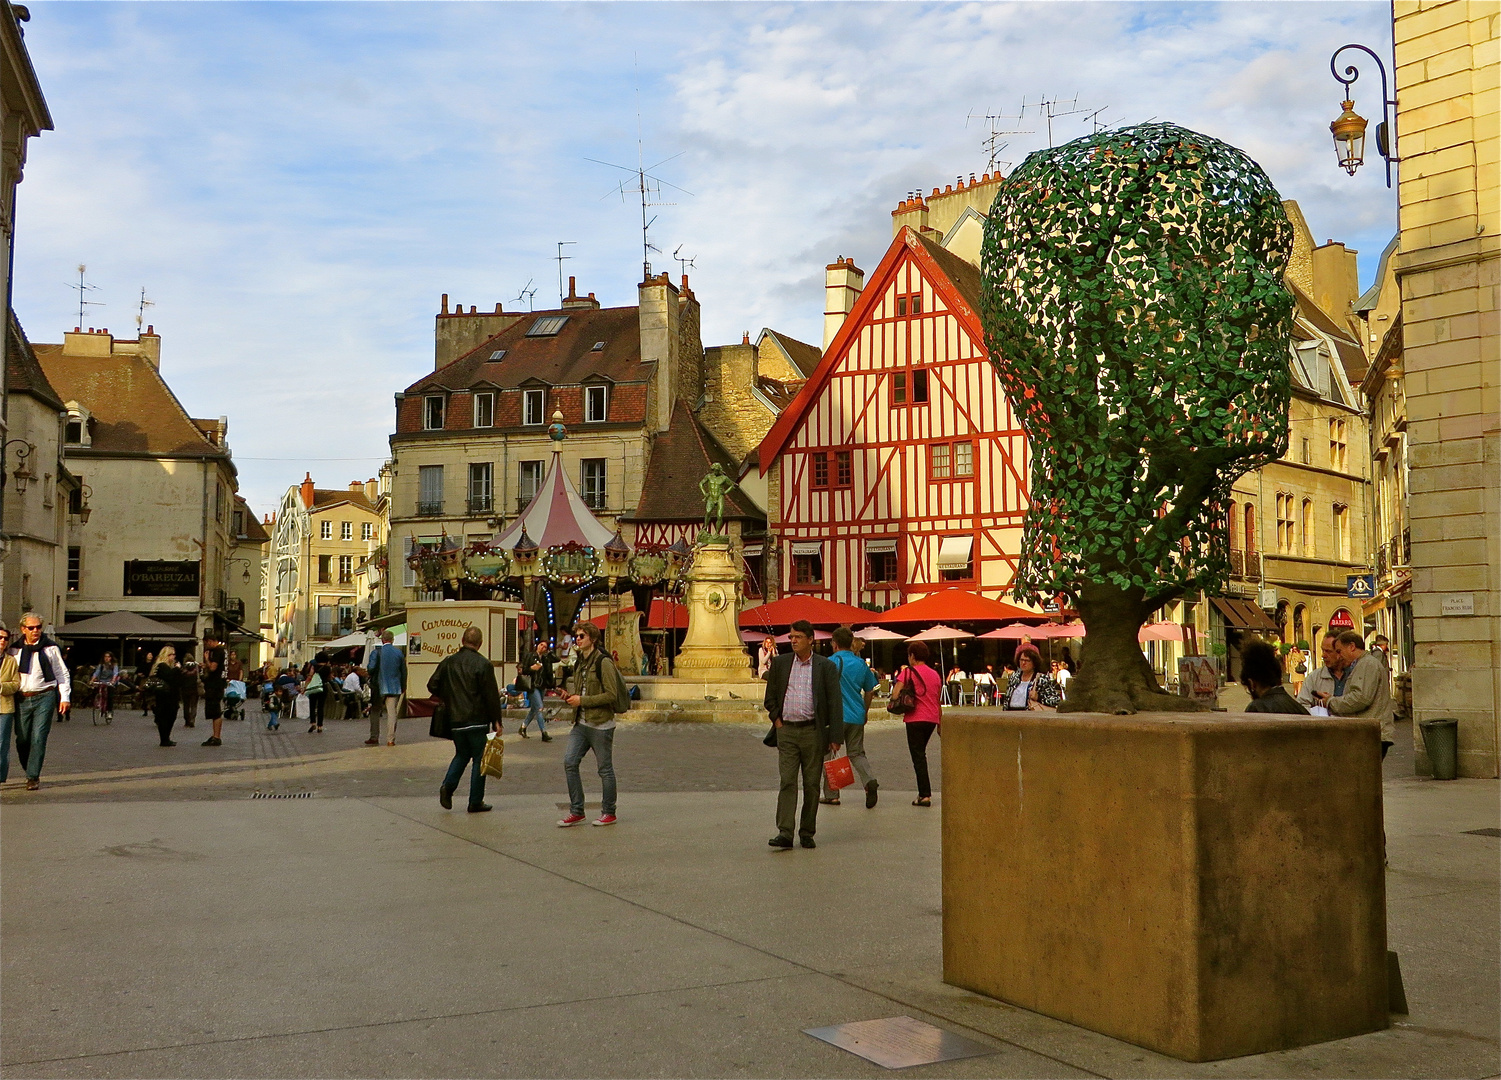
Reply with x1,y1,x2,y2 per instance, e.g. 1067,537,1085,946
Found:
0,699,942,803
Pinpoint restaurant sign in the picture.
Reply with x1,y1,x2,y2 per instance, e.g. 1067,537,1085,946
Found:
123,560,200,598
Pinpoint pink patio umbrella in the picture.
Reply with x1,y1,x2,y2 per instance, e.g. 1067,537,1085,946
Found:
1033,621,1087,638
853,626,908,640
740,630,771,643
907,624,973,682
977,623,1037,640
1138,623,1198,642
774,629,833,643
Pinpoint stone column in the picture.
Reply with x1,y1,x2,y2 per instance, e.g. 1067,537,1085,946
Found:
673,541,758,684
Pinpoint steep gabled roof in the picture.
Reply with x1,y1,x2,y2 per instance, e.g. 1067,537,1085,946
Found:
404,305,645,394
1291,282,1366,382
236,497,271,543
760,329,821,378
625,402,763,523
311,488,375,513
758,227,986,472
6,313,65,411
34,341,231,460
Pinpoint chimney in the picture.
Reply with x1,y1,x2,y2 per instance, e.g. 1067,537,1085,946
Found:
138,325,161,368
562,275,601,310
62,328,115,358
638,273,681,433
348,480,364,492
434,297,522,369
824,256,865,351
1311,239,1361,321
364,477,378,503
300,473,316,509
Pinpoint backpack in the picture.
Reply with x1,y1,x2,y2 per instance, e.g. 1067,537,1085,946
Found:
589,652,632,714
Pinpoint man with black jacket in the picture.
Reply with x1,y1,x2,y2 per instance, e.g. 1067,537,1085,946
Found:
762,620,842,849
430,627,504,813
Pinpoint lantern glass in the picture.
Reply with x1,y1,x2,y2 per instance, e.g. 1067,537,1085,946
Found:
1330,100,1367,176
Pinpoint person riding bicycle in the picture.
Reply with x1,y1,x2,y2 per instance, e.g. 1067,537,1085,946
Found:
91,653,123,721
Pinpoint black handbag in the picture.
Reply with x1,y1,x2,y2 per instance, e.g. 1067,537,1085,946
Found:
515,673,533,693
429,701,452,740
887,669,919,716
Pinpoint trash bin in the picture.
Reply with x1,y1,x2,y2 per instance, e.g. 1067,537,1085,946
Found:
1419,717,1459,780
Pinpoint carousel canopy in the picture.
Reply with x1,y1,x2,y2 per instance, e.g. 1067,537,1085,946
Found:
496,448,620,552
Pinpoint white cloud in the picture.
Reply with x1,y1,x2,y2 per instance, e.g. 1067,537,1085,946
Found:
15,1,1393,513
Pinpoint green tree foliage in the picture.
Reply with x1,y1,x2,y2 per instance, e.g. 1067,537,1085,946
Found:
980,122,1296,612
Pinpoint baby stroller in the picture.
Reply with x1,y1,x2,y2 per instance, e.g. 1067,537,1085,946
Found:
222,680,247,722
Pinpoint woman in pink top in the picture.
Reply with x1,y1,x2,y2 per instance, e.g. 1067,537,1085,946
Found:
896,640,943,806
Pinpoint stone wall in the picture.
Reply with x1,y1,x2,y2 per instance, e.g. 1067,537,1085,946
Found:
1393,0,1500,776
700,343,774,462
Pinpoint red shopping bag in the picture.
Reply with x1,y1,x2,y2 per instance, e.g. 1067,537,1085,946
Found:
824,754,855,791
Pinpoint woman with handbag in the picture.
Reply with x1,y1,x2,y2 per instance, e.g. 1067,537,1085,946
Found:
305,652,331,733
1000,645,1063,712
149,646,183,746
889,640,943,807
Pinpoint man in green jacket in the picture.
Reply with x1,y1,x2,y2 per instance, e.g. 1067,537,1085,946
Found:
557,622,628,828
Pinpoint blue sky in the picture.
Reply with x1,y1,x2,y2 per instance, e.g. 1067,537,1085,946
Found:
16,1,1395,514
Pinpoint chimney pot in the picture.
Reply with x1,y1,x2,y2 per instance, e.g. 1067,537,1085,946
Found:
567,275,577,298
742,331,750,344
469,305,477,314
145,324,154,335
300,473,316,509
441,293,449,314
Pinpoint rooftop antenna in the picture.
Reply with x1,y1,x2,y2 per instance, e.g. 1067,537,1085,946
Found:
1081,106,1111,134
554,241,575,306
69,264,104,329
671,245,696,279
135,286,155,333
587,56,692,281
967,107,1031,175
511,278,537,312
1025,94,1084,147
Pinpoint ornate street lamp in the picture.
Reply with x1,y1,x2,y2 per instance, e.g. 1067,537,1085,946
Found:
3,440,35,496
1330,43,1398,187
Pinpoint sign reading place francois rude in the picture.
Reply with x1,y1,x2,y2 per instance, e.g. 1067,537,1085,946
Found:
123,560,200,598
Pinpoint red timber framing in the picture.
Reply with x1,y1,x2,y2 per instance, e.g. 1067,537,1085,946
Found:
758,227,1030,608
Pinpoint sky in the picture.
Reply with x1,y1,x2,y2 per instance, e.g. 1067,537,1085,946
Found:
15,1,1396,515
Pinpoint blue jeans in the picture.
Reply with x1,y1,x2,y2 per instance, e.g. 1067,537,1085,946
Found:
0,711,13,782
564,723,615,817
443,725,490,808
522,689,548,734
15,690,58,781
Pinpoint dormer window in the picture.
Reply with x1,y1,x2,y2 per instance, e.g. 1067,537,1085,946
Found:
526,315,568,337
64,403,92,447
474,392,495,428
489,349,507,360
523,388,546,426
424,395,446,430
585,384,608,423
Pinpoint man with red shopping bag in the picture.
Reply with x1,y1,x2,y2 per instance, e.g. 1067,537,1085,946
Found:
763,621,842,850
819,626,879,808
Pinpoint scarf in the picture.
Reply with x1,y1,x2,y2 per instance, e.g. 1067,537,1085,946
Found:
18,636,59,684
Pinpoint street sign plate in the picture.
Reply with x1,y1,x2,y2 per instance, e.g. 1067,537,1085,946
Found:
1347,574,1377,600
803,1016,996,1070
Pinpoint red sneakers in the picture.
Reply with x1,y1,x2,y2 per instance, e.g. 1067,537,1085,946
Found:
557,813,587,827
592,814,617,827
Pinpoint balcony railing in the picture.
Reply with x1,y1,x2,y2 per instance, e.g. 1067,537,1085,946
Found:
1244,549,1260,584
1229,549,1245,578
1402,526,1411,565
466,495,493,515
1377,547,1388,576
416,500,444,517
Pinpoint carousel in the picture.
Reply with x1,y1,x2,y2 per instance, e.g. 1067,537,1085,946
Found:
405,411,693,654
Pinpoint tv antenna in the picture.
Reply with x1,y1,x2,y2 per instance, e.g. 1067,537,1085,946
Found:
512,279,537,311
69,264,104,328
555,241,575,306
135,287,155,332
1081,106,1111,134
588,61,692,281
967,107,1031,175
671,245,696,279
1023,94,1085,147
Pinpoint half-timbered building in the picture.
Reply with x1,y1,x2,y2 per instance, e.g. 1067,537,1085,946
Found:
757,227,1031,609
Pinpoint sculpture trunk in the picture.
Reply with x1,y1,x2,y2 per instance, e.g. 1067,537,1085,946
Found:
1069,582,1207,714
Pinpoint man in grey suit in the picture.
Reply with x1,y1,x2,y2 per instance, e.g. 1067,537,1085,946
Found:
763,620,843,849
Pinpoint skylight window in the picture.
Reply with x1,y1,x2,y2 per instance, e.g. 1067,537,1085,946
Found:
526,315,569,337
591,341,606,351
489,349,507,360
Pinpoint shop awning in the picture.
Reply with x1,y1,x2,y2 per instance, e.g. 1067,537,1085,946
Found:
1209,597,1277,631
57,611,197,639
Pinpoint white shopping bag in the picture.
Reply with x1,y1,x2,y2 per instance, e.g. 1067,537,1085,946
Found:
294,693,311,720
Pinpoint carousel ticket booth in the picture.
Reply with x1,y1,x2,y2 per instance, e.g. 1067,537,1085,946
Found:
403,600,524,701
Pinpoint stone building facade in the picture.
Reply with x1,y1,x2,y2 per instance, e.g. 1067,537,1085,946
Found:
1389,0,1499,776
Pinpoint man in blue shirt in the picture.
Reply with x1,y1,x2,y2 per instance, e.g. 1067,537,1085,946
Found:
821,626,879,808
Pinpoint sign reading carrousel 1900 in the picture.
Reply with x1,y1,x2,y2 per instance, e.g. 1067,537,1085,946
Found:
123,560,200,597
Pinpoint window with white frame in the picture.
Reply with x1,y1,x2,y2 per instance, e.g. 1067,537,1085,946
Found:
519,460,544,506
585,384,608,423
581,459,606,510
320,520,332,540
341,521,353,541
339,554,354,583
474,392,495,428
468,462,494,513
791,542,823,586
361,521,373,541
424,395,445,430
418,465,444,514
523,389,546,425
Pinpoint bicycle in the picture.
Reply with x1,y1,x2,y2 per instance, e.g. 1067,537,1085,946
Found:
90,681,115,726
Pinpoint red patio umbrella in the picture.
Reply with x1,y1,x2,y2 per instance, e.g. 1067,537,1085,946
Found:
876,589,1041,625
739,595,874,629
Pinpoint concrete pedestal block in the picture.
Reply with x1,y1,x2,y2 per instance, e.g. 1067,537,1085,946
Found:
942,711,1388,1062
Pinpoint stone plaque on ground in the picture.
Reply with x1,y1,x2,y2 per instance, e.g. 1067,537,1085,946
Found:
803,1015,995,1070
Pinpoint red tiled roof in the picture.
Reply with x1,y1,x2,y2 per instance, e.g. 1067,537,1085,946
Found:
34,342,230,459
404,305,646,394
311,488,375,513
6,314,65,411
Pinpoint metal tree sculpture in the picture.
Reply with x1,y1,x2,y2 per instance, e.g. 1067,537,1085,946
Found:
980,122,1295,714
